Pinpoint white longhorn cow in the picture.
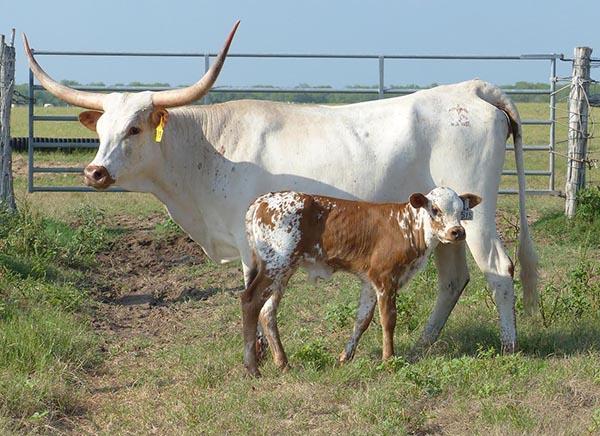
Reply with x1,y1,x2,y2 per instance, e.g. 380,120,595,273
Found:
23,22,538,362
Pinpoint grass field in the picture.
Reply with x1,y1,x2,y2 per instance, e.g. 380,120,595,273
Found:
2,101,600,434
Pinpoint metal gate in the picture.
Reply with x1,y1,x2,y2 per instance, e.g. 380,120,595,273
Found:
27,49,564,194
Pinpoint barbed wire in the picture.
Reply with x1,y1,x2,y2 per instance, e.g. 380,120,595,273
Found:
548,75,597,175
12,89,30,105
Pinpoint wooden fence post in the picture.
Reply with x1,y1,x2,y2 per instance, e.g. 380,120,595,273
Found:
0,29,16,212
565,46,593,218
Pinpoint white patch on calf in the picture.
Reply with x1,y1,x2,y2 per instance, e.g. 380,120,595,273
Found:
251,192,305,276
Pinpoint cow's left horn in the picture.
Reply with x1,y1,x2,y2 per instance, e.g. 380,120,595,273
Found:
23,34,106,110
152,20,240,108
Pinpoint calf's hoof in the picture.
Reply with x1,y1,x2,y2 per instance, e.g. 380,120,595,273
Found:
255,334,269,363
338,350,354,364
244,365,262,378
274,357,290,372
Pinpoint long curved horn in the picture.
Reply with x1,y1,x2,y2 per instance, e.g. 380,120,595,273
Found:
152,20,240,108
22,34,105,110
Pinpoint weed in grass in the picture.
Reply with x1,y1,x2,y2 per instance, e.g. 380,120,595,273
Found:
153,216,183,240
480,402,536,431
0,202,111,275
540,251,600,326
534,186,600,247
324,301,356,330
575,185,600,222
292,339,335,371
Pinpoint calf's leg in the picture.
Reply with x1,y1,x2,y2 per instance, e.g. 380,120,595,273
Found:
242,261,270,362
340,280,377,363
258,289,289,370
376,286,397,360
241,273,275,377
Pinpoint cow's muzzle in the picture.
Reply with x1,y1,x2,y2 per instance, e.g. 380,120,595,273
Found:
83,165,115,189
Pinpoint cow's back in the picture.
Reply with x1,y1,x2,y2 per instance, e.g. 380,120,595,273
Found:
211,80,508,203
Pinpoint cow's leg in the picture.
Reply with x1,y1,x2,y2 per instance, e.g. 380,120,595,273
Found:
376,286,397,360
465,225,517,353
339,280,377,363
258,288,288,370
242,261,269,362
416,242,470,349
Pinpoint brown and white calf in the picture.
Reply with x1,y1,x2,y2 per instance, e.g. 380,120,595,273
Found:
241,187,481,376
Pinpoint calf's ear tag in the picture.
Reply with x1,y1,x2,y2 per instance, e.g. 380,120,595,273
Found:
461,198,473,221
155,115,165,142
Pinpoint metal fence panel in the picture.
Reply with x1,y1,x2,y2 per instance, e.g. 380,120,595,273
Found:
27,50,565,194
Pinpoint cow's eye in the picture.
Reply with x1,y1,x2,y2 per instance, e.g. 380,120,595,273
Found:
128,126,141,136
431,206,439,216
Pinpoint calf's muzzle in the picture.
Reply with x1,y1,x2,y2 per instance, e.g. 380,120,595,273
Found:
447,226,466,242
83,165,115,189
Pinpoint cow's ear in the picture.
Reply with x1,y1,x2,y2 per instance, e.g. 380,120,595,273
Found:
409,193,428,209
460,193,482,209
79,111,103,132
150,107,169,128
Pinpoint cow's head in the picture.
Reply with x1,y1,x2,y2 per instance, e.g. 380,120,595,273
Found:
23,21,239,190
409,187,481,244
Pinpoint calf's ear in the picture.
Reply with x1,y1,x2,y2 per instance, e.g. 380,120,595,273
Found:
460,193,482,208
79,111,103,132
409,193,428,209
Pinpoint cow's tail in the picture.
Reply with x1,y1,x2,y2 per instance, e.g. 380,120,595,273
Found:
475,81,539,315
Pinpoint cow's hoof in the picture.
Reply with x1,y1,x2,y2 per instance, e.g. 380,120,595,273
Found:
501,341,518,354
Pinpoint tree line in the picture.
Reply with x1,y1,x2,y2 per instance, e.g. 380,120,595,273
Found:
14,80,593,106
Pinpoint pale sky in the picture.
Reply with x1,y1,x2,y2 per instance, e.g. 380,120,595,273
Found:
2,0,598,89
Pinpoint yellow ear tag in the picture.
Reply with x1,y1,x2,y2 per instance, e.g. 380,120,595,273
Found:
155,115,165,142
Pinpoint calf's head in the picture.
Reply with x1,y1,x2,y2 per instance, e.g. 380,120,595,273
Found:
22,21,240,190
409,187,481,244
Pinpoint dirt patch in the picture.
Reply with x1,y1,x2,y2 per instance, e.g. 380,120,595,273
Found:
87,214,243,340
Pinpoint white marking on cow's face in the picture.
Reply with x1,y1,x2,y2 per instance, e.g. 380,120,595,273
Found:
425,187,468,244
88,92,159,189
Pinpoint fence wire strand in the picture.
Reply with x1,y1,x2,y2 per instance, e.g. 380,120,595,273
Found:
549,75,598,182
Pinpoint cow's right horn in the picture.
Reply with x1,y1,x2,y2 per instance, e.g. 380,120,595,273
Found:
152,20,240,108
23,34,105,110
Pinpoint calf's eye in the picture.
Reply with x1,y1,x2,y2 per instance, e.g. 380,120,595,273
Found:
128,126,141,136
431,206,439,216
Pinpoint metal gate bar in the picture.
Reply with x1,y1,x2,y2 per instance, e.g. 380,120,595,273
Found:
27,50,565,194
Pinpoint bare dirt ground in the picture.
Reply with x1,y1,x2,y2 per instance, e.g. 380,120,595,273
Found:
87,214,243,341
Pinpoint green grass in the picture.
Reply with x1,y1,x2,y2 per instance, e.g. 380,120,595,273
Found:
10,106,96,138
0,204,108,432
